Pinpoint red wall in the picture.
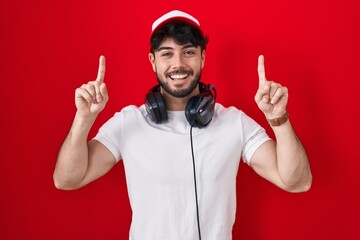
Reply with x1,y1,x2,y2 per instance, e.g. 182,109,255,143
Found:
1,0,359,239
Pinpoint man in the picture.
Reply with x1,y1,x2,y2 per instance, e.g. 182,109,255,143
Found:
54,10,312,240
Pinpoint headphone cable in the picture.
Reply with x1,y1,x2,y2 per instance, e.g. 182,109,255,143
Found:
190,126,202,240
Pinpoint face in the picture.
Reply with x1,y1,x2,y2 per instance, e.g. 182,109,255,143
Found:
148,38,206,98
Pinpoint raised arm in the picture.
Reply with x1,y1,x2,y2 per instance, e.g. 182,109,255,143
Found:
53,56,116,190
250,55,312,193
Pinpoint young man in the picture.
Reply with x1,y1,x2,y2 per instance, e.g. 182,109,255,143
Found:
54,10,312,240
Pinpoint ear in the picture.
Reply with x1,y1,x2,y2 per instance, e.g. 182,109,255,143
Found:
148,53,156,72
201,50,206,69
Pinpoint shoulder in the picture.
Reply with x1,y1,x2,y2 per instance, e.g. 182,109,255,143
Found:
213,103,247,123
98,105,146,130
116,104,153,127
110,105,147,120
212,103,266,134
120,105,144,114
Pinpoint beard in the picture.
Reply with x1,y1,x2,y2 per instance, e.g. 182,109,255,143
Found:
156,70,201,98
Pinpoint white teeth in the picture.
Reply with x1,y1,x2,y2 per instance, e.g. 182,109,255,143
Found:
170,74,188,79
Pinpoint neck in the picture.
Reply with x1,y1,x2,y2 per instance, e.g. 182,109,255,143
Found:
161,86,200,111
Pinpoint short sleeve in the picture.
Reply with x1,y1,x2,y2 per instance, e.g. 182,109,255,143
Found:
93,112,123,162
240,113,271,165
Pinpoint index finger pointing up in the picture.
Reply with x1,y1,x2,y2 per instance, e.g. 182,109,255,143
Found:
96,55,106,82
257,55,266,84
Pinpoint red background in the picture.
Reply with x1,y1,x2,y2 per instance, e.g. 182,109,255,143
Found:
1,0,359,239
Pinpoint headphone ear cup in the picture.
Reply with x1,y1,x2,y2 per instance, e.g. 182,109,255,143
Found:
145,87,168,124
185,94,215,128
185,95,201,127
146,83,215,126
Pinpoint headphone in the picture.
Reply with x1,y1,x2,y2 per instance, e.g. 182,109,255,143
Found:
145,82,216,128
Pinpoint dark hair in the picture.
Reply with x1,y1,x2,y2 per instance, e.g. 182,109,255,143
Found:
150,21,208,54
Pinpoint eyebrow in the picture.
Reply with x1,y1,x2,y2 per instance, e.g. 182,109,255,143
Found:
157,44,196,52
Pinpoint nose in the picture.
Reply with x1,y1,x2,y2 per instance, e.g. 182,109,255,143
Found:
172,52,186,69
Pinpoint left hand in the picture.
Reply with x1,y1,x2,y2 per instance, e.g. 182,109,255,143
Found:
255,55,288,119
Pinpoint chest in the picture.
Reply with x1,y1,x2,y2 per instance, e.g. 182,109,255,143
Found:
120,127,243,186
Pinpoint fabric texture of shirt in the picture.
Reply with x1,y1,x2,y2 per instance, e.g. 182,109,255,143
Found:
94,103,271,240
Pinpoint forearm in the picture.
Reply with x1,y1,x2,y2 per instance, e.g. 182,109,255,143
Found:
54,112,97,190
272,120,312,192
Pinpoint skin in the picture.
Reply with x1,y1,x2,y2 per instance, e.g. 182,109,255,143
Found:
148,38,206,110
54,56,115,189
54,39,312,192
251,55,312,192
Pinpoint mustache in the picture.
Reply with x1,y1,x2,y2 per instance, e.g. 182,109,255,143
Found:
165,69,194,78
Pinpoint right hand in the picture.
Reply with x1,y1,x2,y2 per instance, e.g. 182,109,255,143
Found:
75,56,109,117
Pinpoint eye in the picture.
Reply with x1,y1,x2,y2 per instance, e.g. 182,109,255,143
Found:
184,50,196,56
161,52,173,57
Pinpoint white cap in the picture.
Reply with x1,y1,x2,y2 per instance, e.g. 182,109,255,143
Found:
151,10,201,34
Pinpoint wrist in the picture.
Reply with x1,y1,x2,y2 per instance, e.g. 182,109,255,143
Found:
267,111,289,127
73,112,98,130
75,110,99,120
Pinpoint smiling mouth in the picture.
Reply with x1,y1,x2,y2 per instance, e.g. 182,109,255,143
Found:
167,70,193,80
169,73,189,80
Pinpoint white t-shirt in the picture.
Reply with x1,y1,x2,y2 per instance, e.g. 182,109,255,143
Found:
94,103,270,240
